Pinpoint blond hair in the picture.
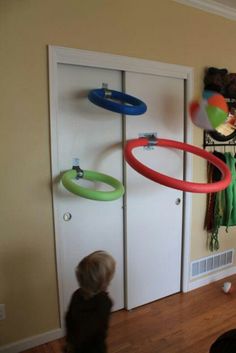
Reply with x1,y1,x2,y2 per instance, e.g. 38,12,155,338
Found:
76,250,116,299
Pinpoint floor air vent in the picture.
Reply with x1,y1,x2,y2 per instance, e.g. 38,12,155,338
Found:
191,249,234,278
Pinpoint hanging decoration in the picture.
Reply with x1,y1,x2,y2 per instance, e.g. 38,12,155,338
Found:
205,151,236,251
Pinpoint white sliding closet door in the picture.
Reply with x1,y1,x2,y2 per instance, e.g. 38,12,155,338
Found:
125,72,184,309
56,64,124,314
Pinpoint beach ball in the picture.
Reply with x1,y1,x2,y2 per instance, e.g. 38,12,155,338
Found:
189,90,228,130
222,281,233,294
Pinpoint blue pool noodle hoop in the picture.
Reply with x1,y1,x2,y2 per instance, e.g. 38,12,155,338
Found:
88,88,147,115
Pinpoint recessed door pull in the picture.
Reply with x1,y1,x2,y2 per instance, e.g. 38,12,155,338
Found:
175,198,181,205
63,212,72,221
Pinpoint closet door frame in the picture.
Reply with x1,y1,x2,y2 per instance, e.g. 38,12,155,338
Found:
48,45,193,327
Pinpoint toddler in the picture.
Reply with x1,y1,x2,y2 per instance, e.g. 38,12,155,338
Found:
210,329,236,353
65,250,116,353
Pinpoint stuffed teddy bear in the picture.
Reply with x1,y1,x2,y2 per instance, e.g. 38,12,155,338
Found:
204,67,228,95
225,73,236,99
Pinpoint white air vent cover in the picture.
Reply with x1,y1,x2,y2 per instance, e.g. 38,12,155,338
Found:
191,249,234,278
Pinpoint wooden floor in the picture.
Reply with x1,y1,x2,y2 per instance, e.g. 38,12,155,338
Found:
22,275,236,353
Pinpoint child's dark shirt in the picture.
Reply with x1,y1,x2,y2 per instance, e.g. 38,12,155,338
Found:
65,288,112,353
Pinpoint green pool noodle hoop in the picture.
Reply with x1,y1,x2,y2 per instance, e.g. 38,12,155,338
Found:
61,169,125,201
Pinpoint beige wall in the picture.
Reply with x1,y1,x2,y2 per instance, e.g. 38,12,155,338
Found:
1,0,236,346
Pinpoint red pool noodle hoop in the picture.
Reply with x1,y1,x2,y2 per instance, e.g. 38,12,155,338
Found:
124,138,231,193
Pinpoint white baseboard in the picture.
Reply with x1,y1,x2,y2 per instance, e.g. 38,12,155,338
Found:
187,265,236,291
0,328,64,353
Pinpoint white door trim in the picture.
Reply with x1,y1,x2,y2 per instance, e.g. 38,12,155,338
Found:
173,0,236,21
48,45,193,327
